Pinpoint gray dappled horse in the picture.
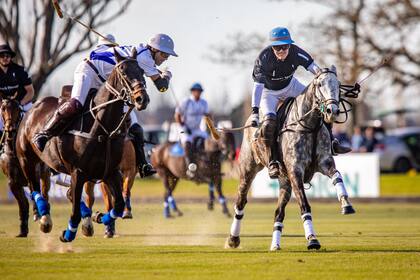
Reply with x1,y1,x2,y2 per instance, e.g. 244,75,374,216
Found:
226,66,355,251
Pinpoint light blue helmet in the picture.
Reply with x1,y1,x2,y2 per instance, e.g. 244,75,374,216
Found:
269,27,294,46
148,33,178,57
190,82,203,92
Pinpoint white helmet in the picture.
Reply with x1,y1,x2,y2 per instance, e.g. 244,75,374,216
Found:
97,34,117,47
148,33,178,57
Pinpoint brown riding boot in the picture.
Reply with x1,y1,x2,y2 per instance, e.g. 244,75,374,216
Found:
261,114,280,179
32,98,83,152
324,122,352,155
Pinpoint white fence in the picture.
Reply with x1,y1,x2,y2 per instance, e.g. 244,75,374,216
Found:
251,153,380,198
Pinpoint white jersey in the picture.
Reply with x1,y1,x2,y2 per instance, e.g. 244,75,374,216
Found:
176,97,209,130
88,43,159,79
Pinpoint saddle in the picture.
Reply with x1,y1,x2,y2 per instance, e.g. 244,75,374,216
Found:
275,97,295,132
253,97,295,166
59,85,101,135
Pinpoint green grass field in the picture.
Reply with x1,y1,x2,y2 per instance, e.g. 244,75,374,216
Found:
1,202,420,280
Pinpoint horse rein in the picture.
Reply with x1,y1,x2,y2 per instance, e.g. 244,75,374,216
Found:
87,58,146,138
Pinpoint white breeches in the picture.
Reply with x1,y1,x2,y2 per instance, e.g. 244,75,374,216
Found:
260,77,306,116
71,61,103,105
180,129,208,144
0,102,32,131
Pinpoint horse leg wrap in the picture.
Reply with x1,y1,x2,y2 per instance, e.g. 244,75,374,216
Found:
168,196,177,210
80,201,92,218
332,171,348,201
271,222,283,248
163,202,170,218
101,209,121,225
63,220,78,242
125,197,132,211
219,196,226,205
32,191,49,216
230,206,244,237
301,213,316,239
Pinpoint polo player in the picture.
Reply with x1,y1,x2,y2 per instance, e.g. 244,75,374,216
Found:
32,33,178,178
174,82,210,178
0,44,34,142
250,27,351,178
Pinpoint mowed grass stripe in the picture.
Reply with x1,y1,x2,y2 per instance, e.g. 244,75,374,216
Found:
0,202,420,280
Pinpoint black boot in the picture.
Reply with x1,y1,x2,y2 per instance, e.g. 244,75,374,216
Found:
32,98,82,152
261,115,280,179
184,142,197,178
325,122,352,155
128,123,156,178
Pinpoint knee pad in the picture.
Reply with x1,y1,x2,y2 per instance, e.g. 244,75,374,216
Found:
261,114,277,140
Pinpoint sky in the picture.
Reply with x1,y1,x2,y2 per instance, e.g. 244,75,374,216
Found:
44,0,325,112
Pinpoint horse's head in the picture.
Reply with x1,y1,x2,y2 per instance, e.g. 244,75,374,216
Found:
112,48,149,111
312,65,340,123
0,92,21,136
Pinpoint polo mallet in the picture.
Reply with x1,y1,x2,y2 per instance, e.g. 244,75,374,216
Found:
51,0,118,46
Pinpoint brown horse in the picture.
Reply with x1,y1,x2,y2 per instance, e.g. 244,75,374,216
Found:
0,95,50,237
16,50,149,242
151,132,236,218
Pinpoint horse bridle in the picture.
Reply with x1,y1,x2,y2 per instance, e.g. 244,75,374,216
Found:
0,98,23,145
313,69,340,118
88,58,147,137
104,58,147,107
281,69,340,133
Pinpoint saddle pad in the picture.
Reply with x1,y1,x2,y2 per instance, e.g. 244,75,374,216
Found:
276,97,295,131
169,142,185,157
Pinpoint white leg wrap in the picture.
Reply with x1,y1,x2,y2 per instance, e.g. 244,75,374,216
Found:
163,202,169,207
230,206,244,237
219,197,226,204
271,222,283,249
303,219,316,240
168,196,174,203
332,171,348,201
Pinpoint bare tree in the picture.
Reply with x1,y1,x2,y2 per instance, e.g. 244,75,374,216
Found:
0,0,131,98
209,0,420,127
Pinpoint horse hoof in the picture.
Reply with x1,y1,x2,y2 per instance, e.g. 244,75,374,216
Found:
342,205,356,215
81,217,94,237
176,210,183,217
16,232,28,238
122,211,133,219
39,215,53,233
307,238,321,250
92,211,103,224
60,229,76,243
270,244,281,251
207,202,214,211
225,235,240,249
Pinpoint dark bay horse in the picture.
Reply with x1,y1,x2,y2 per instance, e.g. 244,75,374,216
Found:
16,49,149,242
226,66,355,251
151,132,236,218
0,95,50,237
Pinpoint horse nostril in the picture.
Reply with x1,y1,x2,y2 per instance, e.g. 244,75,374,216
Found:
326,108,332,115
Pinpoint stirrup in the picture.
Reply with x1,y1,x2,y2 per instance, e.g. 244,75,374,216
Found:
268,160,280,179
